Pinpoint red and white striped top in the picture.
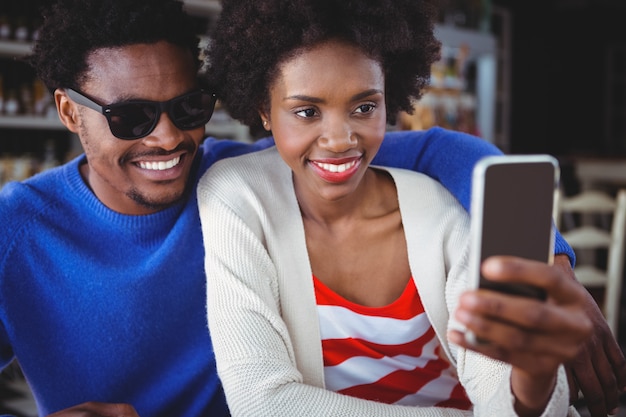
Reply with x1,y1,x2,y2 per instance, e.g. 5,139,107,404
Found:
313,276,471,410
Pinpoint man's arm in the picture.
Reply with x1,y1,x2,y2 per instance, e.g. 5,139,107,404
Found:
374,127,575,262
554,255,626,416
374,127,499,211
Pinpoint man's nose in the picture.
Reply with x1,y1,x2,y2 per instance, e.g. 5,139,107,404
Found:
142,112,186,150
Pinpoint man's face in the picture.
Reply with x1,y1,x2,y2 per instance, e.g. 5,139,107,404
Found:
64,41,206,215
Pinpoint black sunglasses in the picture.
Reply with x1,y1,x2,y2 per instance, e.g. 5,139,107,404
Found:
66,88,217,140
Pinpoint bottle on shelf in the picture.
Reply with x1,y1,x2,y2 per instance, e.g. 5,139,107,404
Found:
13,17,29,42
4,89,20,116
0,74,4,114
19,82,34,115
0,14,11,40
33,78,53,116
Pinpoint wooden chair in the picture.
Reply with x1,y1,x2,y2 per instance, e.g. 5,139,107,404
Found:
555,189,626,336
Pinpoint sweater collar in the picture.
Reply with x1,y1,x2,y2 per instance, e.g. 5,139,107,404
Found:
63,154,189,231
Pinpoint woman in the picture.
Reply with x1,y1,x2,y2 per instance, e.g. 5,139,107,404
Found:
197,1,591,415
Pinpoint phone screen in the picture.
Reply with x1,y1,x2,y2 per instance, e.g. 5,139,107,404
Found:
470,155,559,300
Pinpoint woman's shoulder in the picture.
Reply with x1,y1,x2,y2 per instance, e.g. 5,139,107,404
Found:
377,166,462,208
378,166,470,236
197,146,294,212
199,147,286,190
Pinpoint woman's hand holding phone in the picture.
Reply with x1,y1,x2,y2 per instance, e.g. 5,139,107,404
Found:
449,256,593,415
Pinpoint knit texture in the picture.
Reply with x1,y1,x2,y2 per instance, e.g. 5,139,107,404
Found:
198,147,575,417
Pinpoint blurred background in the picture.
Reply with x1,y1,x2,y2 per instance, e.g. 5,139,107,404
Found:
0,0,625,415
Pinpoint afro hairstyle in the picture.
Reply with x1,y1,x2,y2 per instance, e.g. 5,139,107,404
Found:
206,0,441,132
27,0,202,93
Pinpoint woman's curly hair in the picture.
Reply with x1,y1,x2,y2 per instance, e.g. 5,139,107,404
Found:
206,0,441,132
26,0,201,92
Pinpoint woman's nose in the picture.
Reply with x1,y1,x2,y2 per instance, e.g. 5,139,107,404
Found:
318,116,357,152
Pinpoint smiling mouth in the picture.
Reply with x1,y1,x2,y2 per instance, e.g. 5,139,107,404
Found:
138,156,182,171
311,160,357,173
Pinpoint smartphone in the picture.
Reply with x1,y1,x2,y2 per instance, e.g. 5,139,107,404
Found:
468,155,560,300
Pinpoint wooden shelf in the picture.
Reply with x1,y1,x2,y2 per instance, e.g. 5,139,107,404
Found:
0,115,65,130
0,0,218,59
0,1,250,143
206,119,251,143
0,39,31,58
425,86,465,96
182,0,221,16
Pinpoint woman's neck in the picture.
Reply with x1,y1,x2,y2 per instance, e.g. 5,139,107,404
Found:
295,167,396,228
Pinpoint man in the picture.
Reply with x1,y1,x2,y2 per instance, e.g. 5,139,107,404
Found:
0,0,622,416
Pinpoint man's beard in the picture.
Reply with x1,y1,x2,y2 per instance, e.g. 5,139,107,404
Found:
126,186,189,211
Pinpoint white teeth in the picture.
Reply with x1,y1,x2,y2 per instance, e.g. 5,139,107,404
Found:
138,156,181,171
314,160,357,173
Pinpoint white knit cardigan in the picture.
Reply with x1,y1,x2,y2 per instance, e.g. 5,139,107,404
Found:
197,147,575,417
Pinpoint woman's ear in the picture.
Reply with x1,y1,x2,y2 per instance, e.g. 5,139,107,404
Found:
55,89,81,134
258,109,271,131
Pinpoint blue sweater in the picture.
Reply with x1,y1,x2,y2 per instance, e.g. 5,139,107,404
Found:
0,127,573,416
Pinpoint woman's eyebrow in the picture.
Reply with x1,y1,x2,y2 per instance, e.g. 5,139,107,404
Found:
284,89,383,103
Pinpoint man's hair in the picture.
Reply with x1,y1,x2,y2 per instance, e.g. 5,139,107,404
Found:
206,0,441,132
27,0,201,92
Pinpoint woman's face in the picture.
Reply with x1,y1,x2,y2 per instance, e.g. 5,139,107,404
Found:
260,39,386,204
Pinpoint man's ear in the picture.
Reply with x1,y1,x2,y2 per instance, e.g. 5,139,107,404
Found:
258,109,271,132
54,89,81,134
